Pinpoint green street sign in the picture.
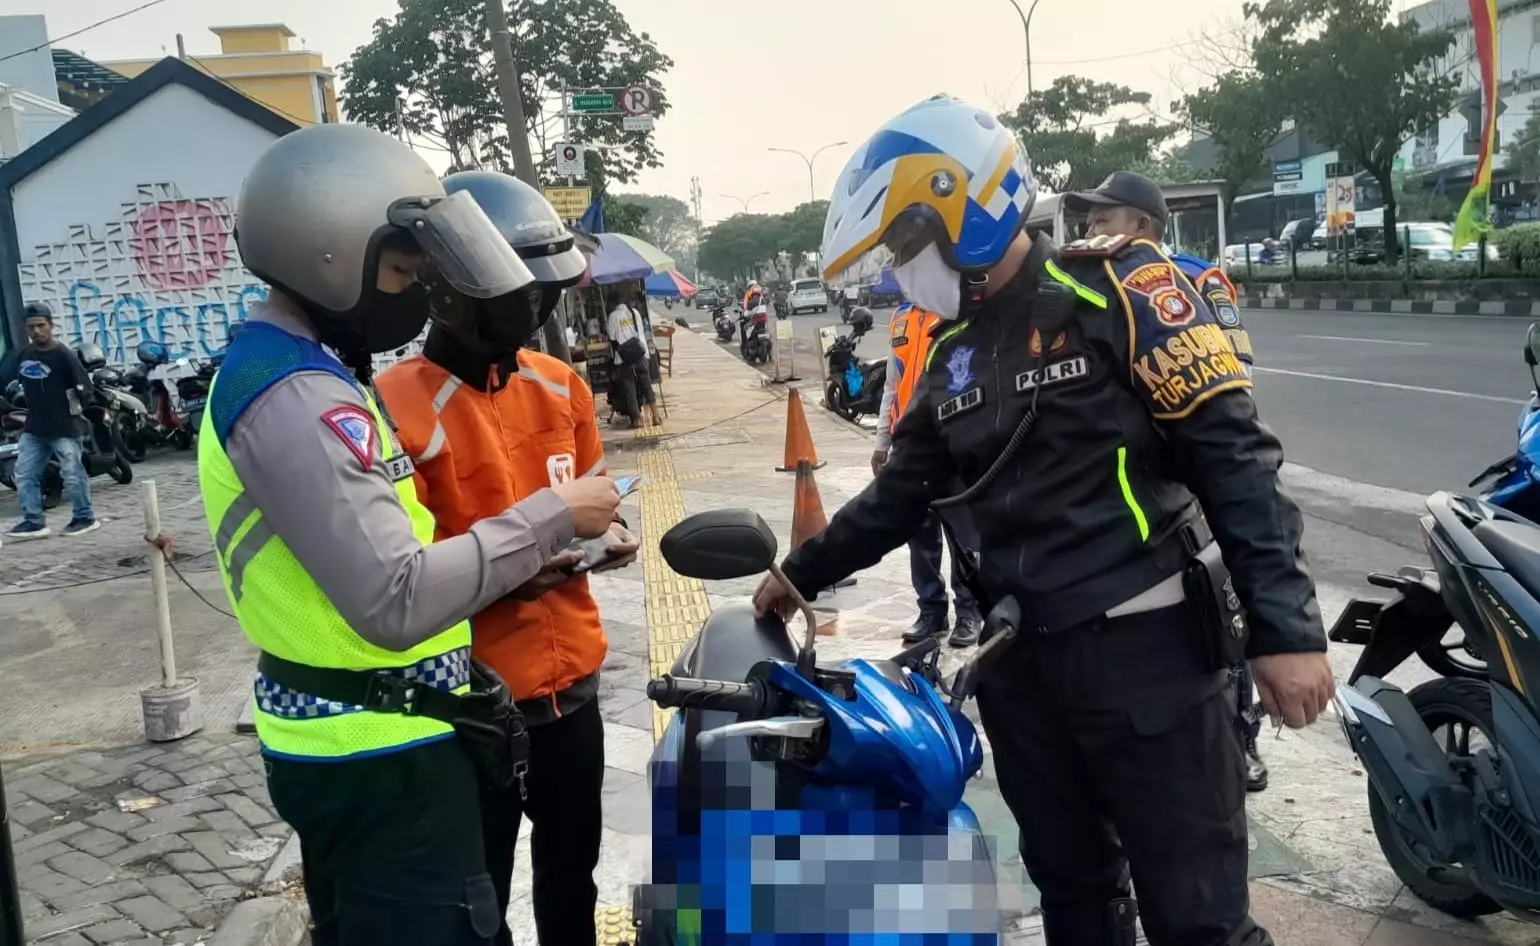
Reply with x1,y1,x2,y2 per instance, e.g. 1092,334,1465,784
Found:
571,93,614,112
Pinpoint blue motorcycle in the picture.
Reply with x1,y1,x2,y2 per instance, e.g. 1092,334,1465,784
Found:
633,508,1014,943
823,308,886,423
1324,328,1540,681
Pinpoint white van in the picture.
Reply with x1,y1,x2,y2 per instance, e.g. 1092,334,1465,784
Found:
788,278,828,315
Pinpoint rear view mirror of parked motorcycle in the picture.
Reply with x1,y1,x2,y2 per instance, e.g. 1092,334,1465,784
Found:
660,509,779,580
1526,322,1540,368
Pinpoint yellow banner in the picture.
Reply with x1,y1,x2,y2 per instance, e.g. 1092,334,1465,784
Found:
543,186,593,222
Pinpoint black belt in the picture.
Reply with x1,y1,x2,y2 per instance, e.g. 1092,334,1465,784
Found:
257,651,489,727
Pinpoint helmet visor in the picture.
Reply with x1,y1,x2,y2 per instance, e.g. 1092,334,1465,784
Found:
389,191,535,299
519,239,587,288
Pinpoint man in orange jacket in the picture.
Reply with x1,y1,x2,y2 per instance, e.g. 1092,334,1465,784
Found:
377,171,636,946
870,302,982,648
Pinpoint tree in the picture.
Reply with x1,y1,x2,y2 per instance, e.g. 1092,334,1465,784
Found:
1124,147,1207,186
602,194,649,236
1178,71,1283,210
340,0,673,185
1001,76,1175,193
776,201,828,257
1505,109,1540,184
1247,0,1458,263
618,194,699,273
697,214,784,284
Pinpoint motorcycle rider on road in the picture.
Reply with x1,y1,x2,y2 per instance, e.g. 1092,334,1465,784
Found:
754,94,1333,946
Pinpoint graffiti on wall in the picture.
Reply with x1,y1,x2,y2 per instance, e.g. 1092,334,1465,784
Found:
16,182,268,364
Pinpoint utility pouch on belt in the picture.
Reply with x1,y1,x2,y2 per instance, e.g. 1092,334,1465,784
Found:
1180,533,1249,672
255,652,532,797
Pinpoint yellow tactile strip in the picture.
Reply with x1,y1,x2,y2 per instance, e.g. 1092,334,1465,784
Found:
596,445,711,944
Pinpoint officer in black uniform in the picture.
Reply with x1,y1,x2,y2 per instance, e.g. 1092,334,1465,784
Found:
755,95,1333,946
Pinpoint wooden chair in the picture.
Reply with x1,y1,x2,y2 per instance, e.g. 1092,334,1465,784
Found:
652,323,675,377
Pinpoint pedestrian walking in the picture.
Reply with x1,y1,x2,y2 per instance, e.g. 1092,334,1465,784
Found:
0,302,98,539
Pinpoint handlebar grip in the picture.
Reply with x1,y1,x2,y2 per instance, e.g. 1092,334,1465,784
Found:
891,636,940,669
647,675,765,716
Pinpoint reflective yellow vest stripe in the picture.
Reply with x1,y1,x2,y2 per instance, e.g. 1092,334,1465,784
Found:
198,380,471,760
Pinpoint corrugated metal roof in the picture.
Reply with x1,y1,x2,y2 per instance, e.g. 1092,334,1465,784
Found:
50,48,128,93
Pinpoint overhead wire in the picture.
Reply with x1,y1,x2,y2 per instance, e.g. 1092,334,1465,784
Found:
0,0,175,65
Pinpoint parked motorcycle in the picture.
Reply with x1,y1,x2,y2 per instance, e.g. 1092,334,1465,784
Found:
632,508,1012,942
123,341,195,453
0,368,134,509
87,364,153,463
823,307,887,423
1334,324,1540,922
712,305,736,343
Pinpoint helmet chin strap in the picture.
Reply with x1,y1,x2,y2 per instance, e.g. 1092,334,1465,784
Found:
959,272,990,318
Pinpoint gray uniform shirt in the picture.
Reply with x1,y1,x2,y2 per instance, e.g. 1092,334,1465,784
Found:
223,305,575,653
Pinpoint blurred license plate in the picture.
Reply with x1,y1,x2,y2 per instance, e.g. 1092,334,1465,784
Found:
182,398,206,411
0,443,17,458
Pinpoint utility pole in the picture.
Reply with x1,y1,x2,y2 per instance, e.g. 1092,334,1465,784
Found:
767,142,847,204
483,0,568,362
689,176,703,281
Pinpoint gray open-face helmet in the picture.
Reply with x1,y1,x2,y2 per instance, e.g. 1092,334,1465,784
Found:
234,125,536,356
442,171,587,288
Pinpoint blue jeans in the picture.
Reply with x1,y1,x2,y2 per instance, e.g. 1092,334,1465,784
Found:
15,432,93,524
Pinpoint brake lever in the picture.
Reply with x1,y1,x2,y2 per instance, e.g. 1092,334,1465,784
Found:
695,716,823,752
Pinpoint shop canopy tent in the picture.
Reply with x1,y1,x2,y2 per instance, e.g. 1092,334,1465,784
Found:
579,232,677,285
644,270,697,298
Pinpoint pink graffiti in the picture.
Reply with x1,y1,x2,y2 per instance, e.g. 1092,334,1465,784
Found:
131,198,233,291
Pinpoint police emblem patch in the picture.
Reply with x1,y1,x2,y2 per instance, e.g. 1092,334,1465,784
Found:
946,346,976,394
1208,290,1241,326
1029,330,1069,358
321,406,377,470
1150,288,1196,327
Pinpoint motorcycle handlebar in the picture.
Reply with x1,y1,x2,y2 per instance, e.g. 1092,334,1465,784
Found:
646,675,767,716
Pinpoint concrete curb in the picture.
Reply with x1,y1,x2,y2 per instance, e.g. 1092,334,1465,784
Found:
1238,295,1540,316
207,896,308,946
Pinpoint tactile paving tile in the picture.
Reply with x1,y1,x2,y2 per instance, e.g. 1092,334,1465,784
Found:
594,903,636,945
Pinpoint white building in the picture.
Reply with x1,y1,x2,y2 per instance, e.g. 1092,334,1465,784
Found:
1399,0,1540,177
0,15,79,162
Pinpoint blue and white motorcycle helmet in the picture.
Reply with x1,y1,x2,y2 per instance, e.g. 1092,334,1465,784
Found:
819,95,1037,304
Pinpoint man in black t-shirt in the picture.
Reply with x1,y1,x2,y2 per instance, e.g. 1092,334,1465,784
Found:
0,302,98,539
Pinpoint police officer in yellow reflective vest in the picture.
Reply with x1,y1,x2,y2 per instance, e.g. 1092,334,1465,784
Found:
198,124,622,946
871,302,984,647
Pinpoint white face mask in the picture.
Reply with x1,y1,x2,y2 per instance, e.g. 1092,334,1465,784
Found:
892,243,962,320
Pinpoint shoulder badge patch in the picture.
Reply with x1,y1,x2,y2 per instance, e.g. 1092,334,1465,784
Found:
1208,289,1241,327
1060,233,1132,258
1121,262,1195,327
322,406,377,470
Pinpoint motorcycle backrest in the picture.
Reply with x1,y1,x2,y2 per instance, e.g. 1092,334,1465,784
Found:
137,341,170,367
78,343,106,370
660,509,778,581
92,367,124,388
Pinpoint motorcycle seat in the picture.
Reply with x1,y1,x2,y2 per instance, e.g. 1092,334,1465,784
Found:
1472,518,1540,601
671,601,798,737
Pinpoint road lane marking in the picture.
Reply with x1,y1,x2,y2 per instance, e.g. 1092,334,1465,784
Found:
1298,334,1430,347
1252,366,1526,404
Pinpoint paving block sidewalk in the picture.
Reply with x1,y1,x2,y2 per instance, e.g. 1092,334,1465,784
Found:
7,733,302,945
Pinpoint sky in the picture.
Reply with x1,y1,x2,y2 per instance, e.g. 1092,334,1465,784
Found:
18,0,1314,223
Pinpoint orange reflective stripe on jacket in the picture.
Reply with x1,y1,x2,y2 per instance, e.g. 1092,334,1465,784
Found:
889,305,941,429
376,350,608,717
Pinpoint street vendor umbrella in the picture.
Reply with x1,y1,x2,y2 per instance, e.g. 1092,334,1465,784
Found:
588,232,676,284
644,270,697,298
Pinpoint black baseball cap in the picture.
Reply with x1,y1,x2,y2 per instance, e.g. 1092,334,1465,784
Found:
1064,171,1168,221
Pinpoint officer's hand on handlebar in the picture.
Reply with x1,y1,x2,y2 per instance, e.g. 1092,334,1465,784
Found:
1251,651,1335,729
752,573,799,622
550,477,622,538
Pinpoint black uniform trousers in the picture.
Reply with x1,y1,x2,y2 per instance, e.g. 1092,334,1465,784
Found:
908,508,980,621
266,738,499,946
480,695,606,946
976,603,1273,946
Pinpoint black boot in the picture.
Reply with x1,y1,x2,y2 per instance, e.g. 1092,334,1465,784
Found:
948,613,982,648
1245,735,1269,792
902,612,949,643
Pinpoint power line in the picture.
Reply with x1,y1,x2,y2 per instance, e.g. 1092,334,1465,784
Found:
1032,38,1204,67
0,0,175,65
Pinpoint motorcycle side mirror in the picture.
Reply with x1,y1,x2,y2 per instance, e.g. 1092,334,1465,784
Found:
1525,323,1540,368
660,509,779,581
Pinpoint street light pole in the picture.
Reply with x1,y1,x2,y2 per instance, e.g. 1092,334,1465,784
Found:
767,141,848,204
720,191,769,214
1005,0,1045,99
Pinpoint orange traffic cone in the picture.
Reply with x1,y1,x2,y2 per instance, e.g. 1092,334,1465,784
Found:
791,459,840,636
790,459,828,550
776,386,826,473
